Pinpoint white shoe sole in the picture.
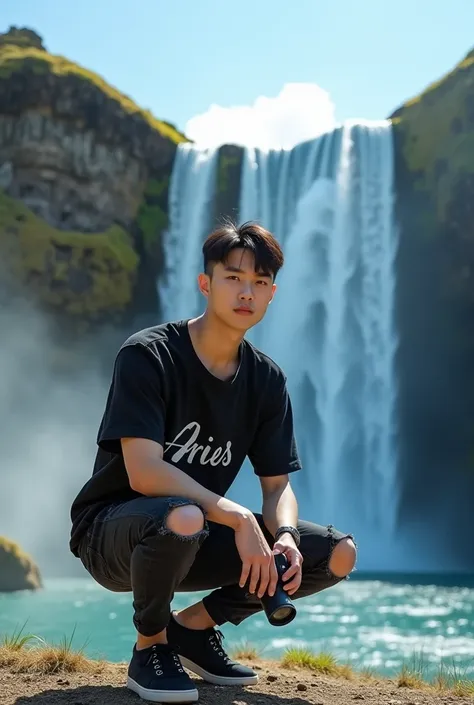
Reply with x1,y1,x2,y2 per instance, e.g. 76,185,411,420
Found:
127,676,199,703
178,656,259,686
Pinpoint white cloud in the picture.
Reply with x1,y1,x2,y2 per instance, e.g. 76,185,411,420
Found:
185,83,337,151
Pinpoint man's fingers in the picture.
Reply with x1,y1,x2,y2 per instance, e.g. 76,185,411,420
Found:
282,562,299,582
284,578,301,595
280,552,302,593
284,570,302,593
257,562,271,599
239,561,251,589
248,563,261,595
267,558,279,597
283,568,302,592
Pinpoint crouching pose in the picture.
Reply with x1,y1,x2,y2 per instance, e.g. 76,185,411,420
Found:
69,221,356,703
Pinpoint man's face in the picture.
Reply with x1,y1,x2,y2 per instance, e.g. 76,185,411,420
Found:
199,248,276,332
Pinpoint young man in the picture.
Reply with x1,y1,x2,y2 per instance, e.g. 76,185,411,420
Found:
69,221,356,704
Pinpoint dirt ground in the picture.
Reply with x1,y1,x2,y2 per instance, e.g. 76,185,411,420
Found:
1,659,471,705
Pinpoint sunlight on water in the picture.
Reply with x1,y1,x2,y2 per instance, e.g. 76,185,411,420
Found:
1,577,473,678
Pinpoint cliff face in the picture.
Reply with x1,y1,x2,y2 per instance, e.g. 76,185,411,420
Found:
390,48,474,532
0,27,186,329
0,536,42,592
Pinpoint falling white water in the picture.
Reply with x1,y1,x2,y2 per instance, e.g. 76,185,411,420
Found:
241,121,399,543
159,142,219,321
161,123,399,567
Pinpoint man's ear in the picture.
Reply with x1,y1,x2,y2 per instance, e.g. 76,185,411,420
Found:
268,282,277,303
197,272,210,298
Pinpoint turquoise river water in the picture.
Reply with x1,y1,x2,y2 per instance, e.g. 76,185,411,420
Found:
1,575,473,679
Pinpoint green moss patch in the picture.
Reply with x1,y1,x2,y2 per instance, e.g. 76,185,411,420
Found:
136,177,169,256
0,190,139,319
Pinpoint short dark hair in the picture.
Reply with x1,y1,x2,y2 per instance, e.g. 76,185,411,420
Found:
202,221,284,279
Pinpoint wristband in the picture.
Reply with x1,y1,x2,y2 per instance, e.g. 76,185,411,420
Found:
274,525,300,548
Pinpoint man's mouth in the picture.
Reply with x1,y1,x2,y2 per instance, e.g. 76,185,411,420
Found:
234,306,254,315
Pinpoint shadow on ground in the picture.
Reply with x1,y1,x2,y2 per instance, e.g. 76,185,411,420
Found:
14,682,315,705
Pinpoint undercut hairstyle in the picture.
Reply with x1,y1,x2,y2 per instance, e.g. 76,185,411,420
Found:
202,221,284,279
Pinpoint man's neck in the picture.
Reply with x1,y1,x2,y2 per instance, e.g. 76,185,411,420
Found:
188,312,244,379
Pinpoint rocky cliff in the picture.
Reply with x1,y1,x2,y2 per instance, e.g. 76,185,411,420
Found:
0,536,42,592
390,48,474,537
0,26,186,330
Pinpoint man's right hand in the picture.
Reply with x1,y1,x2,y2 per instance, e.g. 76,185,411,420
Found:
234,512,279,599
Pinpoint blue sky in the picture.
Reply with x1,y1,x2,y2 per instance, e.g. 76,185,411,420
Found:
4,0,474,148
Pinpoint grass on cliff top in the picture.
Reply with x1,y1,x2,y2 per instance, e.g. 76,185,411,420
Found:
390,47,474,222
396,49,474,113
0,537,24,555
0,43,187,145
1,627,474,697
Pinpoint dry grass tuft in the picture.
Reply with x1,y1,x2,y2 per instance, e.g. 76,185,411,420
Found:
358,666,378,681
0,625,106,675
281,647,350,677
433,661,474,697
397,664,426,689
396,651,430,690
230,640,262,661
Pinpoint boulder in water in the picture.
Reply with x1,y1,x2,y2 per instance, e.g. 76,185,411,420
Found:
0,536,42,592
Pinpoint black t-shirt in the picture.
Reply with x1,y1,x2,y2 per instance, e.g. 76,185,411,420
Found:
69,319,301,555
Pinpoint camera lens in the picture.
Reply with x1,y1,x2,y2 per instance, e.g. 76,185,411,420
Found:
266,602,296,626
272,606,294,621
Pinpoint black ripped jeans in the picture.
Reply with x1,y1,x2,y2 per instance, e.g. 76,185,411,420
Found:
77,496,354,637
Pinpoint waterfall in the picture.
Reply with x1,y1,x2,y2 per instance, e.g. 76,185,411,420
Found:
240,122,399,548
159,142,219,321
161,123,399,569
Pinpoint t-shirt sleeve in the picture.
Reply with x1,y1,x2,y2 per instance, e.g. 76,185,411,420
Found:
97,344,166,455
248,375,302,477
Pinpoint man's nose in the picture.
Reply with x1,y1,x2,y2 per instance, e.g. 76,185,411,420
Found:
238,283,254,300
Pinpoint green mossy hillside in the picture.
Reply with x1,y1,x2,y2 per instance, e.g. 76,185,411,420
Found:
0,190,139,321
0,26,184,326
391,48,474,222
0,41,187,146
390,45,474,497
0,26,189,181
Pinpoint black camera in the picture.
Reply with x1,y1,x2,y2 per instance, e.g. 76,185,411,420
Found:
260,552,297,626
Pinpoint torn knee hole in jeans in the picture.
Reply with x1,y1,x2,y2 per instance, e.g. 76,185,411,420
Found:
324,525,357,580
156,498,210,543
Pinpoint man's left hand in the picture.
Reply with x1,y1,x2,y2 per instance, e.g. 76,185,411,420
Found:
273,533,303,596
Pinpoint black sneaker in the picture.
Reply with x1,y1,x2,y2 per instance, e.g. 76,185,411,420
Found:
167,612,258,687
127,643,199,703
